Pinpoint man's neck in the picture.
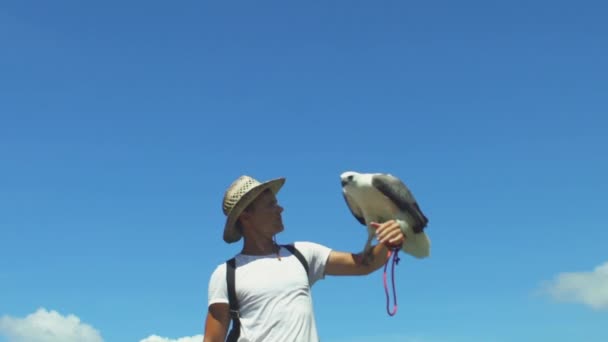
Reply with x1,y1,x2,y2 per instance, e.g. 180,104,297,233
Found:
241,236,279,256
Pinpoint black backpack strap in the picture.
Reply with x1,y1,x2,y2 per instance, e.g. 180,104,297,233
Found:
225,258,240,342
282,244,309,277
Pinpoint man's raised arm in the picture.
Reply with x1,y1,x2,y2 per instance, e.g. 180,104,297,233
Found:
324,220,404,276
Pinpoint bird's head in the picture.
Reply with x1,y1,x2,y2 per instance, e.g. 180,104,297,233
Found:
340,171,360,187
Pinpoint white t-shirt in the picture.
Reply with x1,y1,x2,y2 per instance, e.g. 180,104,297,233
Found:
207,241,332,342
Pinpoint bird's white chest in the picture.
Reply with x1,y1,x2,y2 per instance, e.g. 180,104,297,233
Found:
350,185,399,223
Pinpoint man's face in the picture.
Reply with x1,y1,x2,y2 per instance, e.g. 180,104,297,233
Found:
243,190,284,237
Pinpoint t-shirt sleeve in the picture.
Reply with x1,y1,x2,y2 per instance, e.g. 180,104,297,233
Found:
294,241,333,286
207,263,229,307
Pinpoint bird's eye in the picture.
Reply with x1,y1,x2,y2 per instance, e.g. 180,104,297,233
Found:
347,175,354,181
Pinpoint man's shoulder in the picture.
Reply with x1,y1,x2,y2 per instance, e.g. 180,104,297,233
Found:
211,261,228,275
207,261,229,288
289,241,333,263
209,252,242,276
291,240,331,251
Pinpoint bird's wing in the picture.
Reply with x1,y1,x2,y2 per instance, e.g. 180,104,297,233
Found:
371,174,429,232
342,192,366,226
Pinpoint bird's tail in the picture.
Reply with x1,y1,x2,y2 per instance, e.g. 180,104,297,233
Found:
398,219,431,259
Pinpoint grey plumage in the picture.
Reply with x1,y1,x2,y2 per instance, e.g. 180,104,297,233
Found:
340,171,431,262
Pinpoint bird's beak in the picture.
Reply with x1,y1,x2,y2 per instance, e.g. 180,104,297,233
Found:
341,179,347,187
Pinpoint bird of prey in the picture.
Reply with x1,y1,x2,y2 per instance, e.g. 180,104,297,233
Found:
340,171,430,264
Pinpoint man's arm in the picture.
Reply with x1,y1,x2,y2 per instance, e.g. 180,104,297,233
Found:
203,303,230,342
324,220,405,276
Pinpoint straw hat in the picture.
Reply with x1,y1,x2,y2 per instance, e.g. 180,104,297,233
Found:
222,175,286,243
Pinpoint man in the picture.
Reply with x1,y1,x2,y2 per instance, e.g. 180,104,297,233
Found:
203,175,405,342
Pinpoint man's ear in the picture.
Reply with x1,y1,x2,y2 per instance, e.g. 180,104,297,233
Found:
239,211,252,228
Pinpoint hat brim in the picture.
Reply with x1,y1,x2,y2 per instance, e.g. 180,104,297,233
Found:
223,177,286,243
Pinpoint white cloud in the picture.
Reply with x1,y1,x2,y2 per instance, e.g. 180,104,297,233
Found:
544,260,608,310
0,308,103,342
0,308,203,342
139,335,203,342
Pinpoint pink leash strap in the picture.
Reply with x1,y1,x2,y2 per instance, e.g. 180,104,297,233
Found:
383,247,401,316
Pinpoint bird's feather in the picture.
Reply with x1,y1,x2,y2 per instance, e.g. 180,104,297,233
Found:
342,193,366,226
371,174,428,233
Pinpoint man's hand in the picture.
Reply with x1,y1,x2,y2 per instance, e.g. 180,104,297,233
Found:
371,220,405,248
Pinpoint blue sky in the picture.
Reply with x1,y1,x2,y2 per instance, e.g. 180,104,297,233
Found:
1,1,607,341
